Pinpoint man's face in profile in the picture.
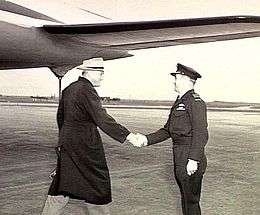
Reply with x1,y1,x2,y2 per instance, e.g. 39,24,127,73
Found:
173,74,182,93
88,69,104,87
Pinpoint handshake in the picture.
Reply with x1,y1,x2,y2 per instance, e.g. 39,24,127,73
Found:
126,133,148,147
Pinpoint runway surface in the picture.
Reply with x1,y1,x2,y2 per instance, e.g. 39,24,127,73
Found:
0,105,259,214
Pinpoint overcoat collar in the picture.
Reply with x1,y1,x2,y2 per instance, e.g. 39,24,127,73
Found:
78,76,94,87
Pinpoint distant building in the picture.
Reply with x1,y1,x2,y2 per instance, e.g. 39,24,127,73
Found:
101,97,121,102
50,94,56,99
101,97,111,102
30,96,49,102
111,98,120,101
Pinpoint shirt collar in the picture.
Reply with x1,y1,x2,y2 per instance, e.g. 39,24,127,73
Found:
179,89,194,101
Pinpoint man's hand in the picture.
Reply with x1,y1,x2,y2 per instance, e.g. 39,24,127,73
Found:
135,133,148,147
186,159,198,176
126,133,148,147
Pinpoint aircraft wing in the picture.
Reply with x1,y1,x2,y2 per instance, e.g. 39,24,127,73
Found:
42,16,260,50
2,13,260,75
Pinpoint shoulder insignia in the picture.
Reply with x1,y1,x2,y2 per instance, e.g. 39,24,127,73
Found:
192,93,202,101
176,103,186,111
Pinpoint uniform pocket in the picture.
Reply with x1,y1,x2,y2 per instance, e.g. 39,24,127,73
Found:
173,110,186,117
170,110,191,135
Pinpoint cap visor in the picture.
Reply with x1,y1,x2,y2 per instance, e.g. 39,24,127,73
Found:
170,72,178,76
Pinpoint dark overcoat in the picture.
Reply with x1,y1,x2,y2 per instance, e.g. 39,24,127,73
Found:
48,77,130,205
146,89,208,173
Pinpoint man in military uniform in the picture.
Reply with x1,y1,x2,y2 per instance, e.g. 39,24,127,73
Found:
41,58,138,215
135,63,208,215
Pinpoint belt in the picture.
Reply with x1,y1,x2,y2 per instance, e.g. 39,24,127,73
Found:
172,136,192,145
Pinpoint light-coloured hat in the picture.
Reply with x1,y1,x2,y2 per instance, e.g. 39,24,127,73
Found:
77,58,104,70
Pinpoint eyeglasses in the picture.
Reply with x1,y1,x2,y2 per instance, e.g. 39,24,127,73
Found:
98,70,104,75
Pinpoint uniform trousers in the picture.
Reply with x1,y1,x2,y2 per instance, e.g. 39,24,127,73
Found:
174,166,203,215
41,195,110,215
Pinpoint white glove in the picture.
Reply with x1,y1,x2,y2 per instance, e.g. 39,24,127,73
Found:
186,159,198,176
126,133,147,147
135,133,148,147
126,133,139,146
126,133,137,142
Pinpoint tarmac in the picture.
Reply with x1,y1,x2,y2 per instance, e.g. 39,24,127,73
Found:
0,105,259,215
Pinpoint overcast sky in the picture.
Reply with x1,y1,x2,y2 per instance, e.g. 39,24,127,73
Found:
1,0,260,102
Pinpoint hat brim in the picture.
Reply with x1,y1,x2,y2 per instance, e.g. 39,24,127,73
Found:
170,72,201,79
170,72,182,76
77,67,104,70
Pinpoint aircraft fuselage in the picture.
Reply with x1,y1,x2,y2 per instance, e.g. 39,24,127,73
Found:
0,21,130,73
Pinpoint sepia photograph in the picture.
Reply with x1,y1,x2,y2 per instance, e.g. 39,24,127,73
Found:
0,1,260,214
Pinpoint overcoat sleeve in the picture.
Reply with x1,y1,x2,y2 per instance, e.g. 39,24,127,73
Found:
56,94,64,132
81,85,130,143
187,98,209,162
146,113,171,145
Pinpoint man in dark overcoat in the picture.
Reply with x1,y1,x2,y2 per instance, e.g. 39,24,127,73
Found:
41,58,137,215
134,63,209,215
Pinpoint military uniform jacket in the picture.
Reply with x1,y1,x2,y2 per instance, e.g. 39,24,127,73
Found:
146,89,208,171
48,77,130,205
